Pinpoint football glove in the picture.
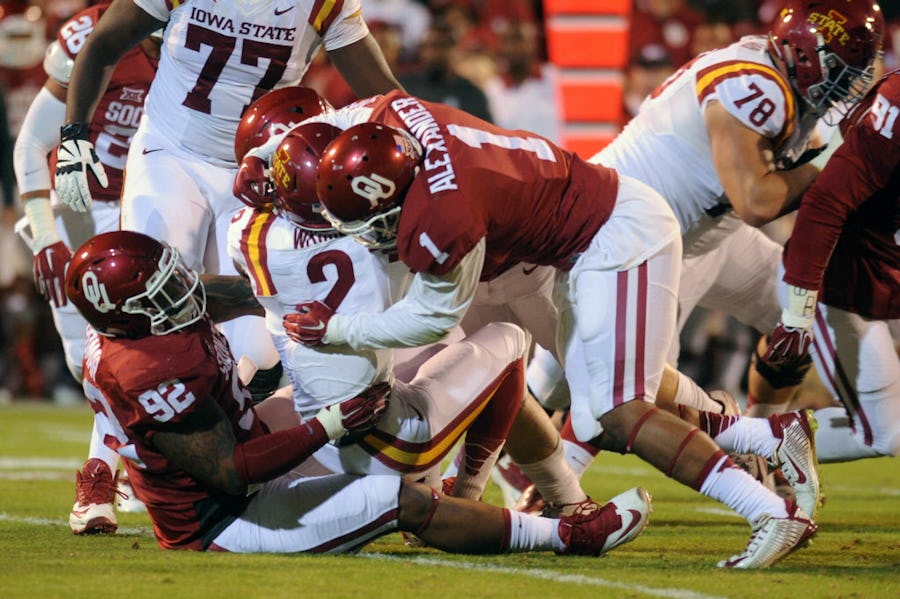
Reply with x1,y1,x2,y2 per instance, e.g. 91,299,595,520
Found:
55,122,108,212
314,382,391,441
762,284,818,367
283,300,334,346
33,240,72,308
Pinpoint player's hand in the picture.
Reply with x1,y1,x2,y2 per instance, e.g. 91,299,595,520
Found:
33,240,72,308
314,382,391,441
55,122,108,212
233,155,273,207
762,323,813,367
283,300,334,346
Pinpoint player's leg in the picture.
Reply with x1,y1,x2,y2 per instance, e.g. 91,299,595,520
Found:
404,322,529,500
398,480,651,556
566,210,816,568
808,304,900,461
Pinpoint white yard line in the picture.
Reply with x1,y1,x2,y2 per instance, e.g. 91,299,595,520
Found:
363,554,728,599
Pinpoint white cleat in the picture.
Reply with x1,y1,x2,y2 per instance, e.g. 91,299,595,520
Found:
770,410,822,518
718,503,817,569
490,454,532,509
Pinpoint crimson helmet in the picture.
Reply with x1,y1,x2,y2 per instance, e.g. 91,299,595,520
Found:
270,122,342,232
66,231,206,339
234,86,333,162
768,0,884,116
316,122,422,249
0,2,46,69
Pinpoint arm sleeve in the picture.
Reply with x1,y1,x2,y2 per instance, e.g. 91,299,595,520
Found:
326,238,485,349
232,419,329,485
783,103,900,290
13,86,65,195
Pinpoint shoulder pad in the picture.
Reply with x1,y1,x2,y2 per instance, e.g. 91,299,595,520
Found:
43,41,74,86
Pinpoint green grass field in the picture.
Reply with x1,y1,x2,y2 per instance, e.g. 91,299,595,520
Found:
0,403,897,599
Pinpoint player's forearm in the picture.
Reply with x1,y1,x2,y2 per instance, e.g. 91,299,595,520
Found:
733,164,818,226
232,419,329,486
200,274,265,322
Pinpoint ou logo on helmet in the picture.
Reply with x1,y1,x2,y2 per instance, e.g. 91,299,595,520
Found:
351,173,396,208
81,271,117,313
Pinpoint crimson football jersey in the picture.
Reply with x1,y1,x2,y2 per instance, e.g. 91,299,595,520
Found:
783,72,900,320
48,3,158,202
367,92,619,280
81,318,265,549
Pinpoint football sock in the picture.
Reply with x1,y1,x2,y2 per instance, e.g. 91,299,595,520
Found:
505,510,564,552
518,440,586,505
699,454,788,522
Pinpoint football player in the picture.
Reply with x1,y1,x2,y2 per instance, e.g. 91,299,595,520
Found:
271,91,819,568
763,70,900,463
13,1,160,535
52,0,406,413
63,230,651,556
228,117,597,514
523,0,884,491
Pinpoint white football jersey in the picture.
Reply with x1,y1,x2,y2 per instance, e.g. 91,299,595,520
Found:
135,0,369,165
227,207,410,415
592,36,819,238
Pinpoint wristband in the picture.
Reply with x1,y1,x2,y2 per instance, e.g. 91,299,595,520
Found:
782,284,818,329
60,121,90,141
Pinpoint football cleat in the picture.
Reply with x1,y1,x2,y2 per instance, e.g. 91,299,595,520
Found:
556,487,651,556
490,454,533,509
69,458,119,535
115,475,147,514
769,410,821,518
731,453,776,492
717,502,817,569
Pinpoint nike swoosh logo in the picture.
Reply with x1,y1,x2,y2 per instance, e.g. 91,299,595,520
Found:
274,6,294,15
71,508,89,518
305,320,326,331
607,508,643,547
784,452,807,484
142,148,163,155
522,265,538,275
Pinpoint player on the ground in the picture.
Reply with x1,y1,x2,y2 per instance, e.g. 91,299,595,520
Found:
273,91,819,568
761,70,900,463
53,0,406,404
12,1,160,534
228,118,596,515
63,229,651,556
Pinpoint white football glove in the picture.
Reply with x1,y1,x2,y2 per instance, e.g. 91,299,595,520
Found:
55,122,108,212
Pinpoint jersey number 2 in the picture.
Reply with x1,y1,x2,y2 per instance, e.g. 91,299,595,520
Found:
308,250,355,311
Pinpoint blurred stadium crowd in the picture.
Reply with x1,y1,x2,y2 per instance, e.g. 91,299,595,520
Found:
0,0,898,405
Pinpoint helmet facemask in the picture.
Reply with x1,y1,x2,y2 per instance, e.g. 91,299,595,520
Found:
121,244,206,336
320,205,401,250
801,35,877,118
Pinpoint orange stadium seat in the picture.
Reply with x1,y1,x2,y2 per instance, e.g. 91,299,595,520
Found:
544,0,630,16
558,76,624,122
545,24,629,69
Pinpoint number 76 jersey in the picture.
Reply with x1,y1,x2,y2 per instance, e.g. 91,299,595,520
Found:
135,0,369,164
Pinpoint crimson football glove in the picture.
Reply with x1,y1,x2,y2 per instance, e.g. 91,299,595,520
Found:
233,155,273,207
762,323,813,367
314,382,391,441
33,240,72,308
283,300,334,345
55,122,108,212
